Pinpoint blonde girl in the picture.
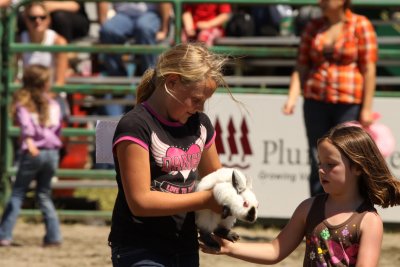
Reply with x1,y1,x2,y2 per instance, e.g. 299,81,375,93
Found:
109,43,229,267
201,124,400,267
0,65,63,247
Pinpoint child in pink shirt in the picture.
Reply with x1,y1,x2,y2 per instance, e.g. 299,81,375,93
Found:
182,3,231,46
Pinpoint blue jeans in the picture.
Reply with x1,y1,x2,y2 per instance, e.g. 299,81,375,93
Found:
111,245,199,267
99,11,161,76
0,150,62,244
303,99,360,196
99,11,160,116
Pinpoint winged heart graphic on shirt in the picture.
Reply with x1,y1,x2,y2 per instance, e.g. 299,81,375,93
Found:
151,125,207,181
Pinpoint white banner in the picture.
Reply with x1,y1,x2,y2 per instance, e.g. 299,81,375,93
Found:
206,93,400,223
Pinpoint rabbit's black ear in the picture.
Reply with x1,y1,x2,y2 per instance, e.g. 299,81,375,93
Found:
232,170,245,194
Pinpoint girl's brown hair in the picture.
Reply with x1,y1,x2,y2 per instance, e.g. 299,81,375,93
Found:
136,42,229,104
344,0,351,10
11,64,51,126
318,124,400,208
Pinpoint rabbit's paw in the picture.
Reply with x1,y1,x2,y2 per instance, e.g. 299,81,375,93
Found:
199,230,221,251
214,227,240,242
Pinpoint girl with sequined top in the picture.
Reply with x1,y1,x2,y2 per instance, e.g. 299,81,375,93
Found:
201,124,400,267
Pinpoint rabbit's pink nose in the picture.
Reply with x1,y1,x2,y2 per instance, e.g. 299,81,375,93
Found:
243,201,249,207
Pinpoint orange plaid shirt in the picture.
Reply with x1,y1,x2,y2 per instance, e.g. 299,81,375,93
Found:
298,9,377,104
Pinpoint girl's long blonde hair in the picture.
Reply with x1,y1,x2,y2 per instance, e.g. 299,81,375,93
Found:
318,124,400,208
136,42,229,104
11,64,51,126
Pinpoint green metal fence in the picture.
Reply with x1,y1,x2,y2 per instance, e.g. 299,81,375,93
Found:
0,10,6,206
1,0,400,217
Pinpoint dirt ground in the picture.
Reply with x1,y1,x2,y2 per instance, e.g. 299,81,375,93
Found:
0,219,399,267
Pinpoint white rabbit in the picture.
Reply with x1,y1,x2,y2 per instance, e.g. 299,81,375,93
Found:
195,168,258,250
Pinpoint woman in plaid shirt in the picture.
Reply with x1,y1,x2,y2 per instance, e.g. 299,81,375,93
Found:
283,0,377,196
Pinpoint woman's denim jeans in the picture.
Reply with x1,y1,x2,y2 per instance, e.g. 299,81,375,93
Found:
0,149,62,244
111,245,199,267
98,11,161,116
303,99,360,196
99,11,161,76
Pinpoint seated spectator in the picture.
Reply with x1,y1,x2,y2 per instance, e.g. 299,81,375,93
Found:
182,3,231,46
96,2,171,117
98,2,171,77
19,2,69,118
19,2,68,85
16,1,90,43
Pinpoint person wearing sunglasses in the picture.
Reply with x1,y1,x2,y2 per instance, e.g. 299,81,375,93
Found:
11,1,89,43
19,2,70,120
19,1,68,86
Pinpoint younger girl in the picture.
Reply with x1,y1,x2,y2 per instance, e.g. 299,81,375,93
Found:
201,124,400,266
109,43,230,266
0,65,63,247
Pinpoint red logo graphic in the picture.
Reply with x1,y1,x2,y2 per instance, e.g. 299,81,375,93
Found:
214,116,252,169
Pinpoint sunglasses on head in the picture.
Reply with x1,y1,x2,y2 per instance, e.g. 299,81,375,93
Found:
28,15,47,22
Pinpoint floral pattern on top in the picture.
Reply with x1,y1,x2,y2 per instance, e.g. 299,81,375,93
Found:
303,194,376,267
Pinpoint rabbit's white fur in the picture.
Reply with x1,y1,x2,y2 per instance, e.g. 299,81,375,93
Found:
195,168,258,248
